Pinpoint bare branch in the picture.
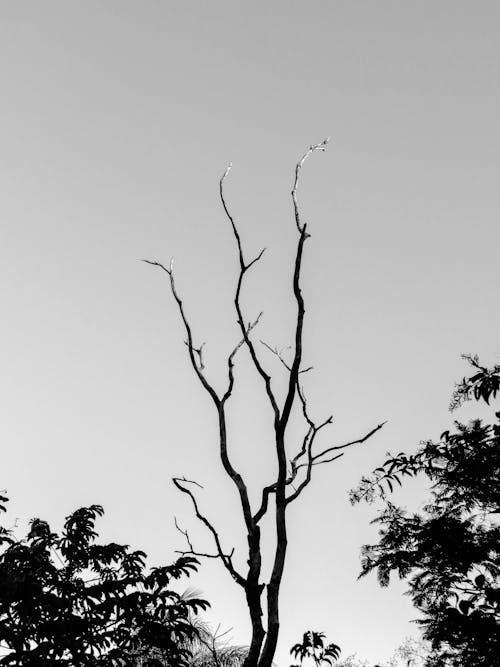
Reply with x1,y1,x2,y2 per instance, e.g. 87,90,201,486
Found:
260,341,314,376
262,144,332,658
291,426,314,468
278,136,327,452
174,516,235,562
253,484,275,524
292,137,330,234
220,165,280,425
260,341,292,371
247,247,266,270
142,258,173,275
283,387,334,504
285,422,386,505
281,387,381,506
311,421,387,464
220,163,243,270
260,140,330,544
184,340,206,370
293,451,346,474
174,516,196,553
172,477,245,587
310,453,344,466
285,440,316,505
286,454,347,506
287,422,386,506
223,313,263,404
254,386,329,521
143,262,256,540
142,258,220,406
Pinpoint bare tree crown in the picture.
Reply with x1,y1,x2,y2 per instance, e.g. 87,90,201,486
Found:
144,140,384,667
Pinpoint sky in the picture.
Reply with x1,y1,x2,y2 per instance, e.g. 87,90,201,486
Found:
1,1,500,664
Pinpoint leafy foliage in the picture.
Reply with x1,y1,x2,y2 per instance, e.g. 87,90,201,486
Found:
290,631,341,667
352,355,500,666
0,499,208,666
0,494,13,549
449,353,500,411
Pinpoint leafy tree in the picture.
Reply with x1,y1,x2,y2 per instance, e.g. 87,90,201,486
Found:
351,354,500,666
144,141,384,667
0,496,208,666
290,632,341,667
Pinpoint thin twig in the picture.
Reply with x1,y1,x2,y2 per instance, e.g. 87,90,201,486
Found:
284,385,334,504
260,341,292,371
220,165,280,425
292,137,330,233
142,259,219,401
172,477,245,587
311,421,387,464
143,258,256,534
223,313,263,404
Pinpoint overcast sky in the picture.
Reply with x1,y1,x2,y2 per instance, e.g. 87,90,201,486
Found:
1,2,500,665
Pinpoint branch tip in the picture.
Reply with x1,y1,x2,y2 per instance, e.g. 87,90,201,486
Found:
222,162,233,181
142,258,172,276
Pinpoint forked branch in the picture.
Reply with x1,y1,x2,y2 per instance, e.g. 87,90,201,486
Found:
223,313,263,404
174,516,235,562
172,477,245,587
309,421,387,466
143,258,255,547
220,166,280,425
260,341,313,375
278,139,330,446
142,259,219,406
286,419,387,504
145,141,386,667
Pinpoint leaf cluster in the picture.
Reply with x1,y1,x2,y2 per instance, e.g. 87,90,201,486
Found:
0,500,208,666
449,353,500,411
290,631,341,667
352,356,500,666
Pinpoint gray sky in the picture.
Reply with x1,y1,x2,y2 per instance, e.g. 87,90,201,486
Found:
1,2,500,664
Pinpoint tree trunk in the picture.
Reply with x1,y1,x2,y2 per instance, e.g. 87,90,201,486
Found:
243,526,266,667
257,485,288,667
244,583,266,667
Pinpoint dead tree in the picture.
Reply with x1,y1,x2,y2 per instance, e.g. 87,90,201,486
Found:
144,140,385,667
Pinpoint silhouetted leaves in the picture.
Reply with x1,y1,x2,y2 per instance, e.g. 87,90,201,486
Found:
290,631,341,667
353,355,500,667
0,500,209,666
449,353,500,410
0,494,14,549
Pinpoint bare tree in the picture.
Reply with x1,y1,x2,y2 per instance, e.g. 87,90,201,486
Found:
144,140,385,667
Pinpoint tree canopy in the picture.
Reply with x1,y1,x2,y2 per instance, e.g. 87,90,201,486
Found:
352,354,500,666
0,497,208,666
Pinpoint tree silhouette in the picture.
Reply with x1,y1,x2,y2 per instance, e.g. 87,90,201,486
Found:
352,354,500,666
0,497,208,666
144,141,385,667
290,631,341,667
